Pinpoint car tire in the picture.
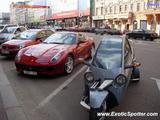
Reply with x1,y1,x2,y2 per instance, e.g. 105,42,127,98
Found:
142,36,146,40
131,68,140,82
64,55,74,74
89,100,107,120
150,38,154,41
89,45,95,59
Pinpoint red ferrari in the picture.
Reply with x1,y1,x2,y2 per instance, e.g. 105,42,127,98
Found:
0,29,54,56
15,32,95,75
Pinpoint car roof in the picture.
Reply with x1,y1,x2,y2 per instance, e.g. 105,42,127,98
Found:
5,26,23,29
25,29,46,32
57,31,76,34
102,35,124,43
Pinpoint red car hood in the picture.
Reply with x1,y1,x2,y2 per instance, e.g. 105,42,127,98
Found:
22,43,70,63
3,39,31,46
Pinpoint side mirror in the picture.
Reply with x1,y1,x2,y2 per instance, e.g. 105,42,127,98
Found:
125,62,141,69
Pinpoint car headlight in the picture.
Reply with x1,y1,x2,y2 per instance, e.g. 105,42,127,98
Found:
15,51,22,61
19,44,25,49
51,51,64,62
84,72,94,82
114,74,127,86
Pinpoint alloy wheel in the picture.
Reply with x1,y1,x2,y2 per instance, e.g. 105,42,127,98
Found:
65,56,74,74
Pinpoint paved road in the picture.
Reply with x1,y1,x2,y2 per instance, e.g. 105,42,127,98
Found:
0,33,160,120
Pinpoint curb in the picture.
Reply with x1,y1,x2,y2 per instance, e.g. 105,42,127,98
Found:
0,63,28,120
154,39,160,43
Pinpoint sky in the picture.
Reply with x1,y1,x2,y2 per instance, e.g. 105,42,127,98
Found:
0,0,24,13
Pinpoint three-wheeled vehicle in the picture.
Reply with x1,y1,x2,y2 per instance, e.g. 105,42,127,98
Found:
80,36,141,120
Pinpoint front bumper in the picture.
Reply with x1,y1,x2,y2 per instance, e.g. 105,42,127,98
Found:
80,97,91,110
15,62,65,76
0,49,19,56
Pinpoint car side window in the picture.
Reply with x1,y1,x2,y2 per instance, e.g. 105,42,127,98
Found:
15,28,21,34
37,31,46,41
46,30,53,37
124,39,132,65
20,27,26,32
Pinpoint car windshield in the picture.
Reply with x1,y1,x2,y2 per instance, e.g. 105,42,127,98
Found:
1,27,17,33
15,31,37,40
43,33,76,45
92,38,122,70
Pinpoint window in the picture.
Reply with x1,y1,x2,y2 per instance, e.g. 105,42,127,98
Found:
119,5,122,12
96,8,98,15
137,3,140,11
20,27,25,32
110,7,112,13
101,7,103,15
125,5,127,11
114,6,116,13
37,31,46,40
105,8,108,14
92,38,122,69
64,35,76,45
130,4,133,11
45,30,53,37
157,0,160,8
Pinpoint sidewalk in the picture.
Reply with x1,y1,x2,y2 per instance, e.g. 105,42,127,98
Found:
0,93,8,120
0,63,28,120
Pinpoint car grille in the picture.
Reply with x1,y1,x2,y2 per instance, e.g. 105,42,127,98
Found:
2,45,18,50
16,64,55,72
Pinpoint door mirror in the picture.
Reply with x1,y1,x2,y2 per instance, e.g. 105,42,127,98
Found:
125,62,141,69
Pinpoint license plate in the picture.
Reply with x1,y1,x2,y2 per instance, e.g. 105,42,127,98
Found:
23,71,37,75
1,49,9,54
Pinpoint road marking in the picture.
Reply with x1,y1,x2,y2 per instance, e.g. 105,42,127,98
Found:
150,77,160,91
34,66,87,110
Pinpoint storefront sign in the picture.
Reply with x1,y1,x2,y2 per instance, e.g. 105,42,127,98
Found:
51,0,90,19
92,16,105,20
105,13,129,19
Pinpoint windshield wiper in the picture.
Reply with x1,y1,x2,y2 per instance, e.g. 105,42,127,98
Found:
50,42,63,44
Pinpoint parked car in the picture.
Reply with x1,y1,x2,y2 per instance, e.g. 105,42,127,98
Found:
15,32,95,76
107,29,122,35
0,25,5,32
126,29,158,41
0,29,54,56
0,26,26,45
94,28,108,35
0,24,17,33
80,35,141,120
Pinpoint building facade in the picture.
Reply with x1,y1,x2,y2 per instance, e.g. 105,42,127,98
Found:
92,0,105,28
0,12,10,24
48,0,90,28
10,1,50,25
92,0,160,35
